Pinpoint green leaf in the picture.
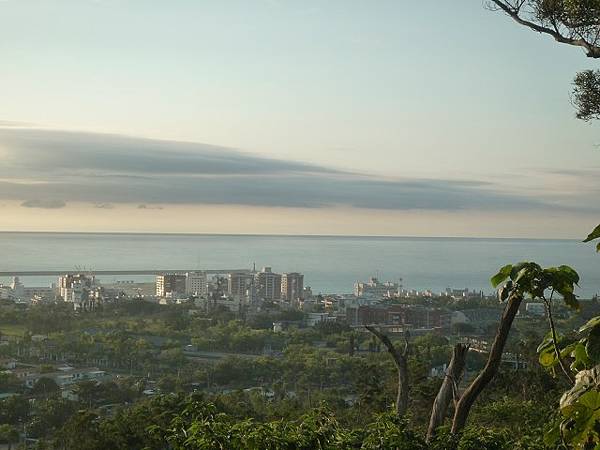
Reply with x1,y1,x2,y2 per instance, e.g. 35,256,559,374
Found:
509,262,527,278
514,267,530,284
563,292,580,311
586,326,600,362
491,265,512,288
560,342,578,359
558,265,580,285
571,342,591,372
579,316,600,334
537,332,554,354
543,423,561,446
577,389,600,410
583,224,600,242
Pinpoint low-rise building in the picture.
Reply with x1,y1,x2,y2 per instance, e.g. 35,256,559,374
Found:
23,366,108,389
346,304,451,330
354,277,400,299
306,312,333,327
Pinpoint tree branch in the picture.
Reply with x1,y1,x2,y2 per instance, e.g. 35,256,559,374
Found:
490,0,600,58
427,343,469,442
543,292,575,385
450,291,523,433
365,325,409,417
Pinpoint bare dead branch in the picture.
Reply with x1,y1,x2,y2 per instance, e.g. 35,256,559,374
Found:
427,343,469,442
365,325,409,417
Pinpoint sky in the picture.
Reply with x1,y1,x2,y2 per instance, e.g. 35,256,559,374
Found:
0,0,599,237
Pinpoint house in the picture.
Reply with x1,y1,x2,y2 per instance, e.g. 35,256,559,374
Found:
23,366,108,388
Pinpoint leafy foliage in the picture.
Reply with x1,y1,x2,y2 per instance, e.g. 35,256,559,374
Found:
490,261,580,310
573,70,600,121
583,223,600,252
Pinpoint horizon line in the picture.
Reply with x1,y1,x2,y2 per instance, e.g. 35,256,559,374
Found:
0,230,582,242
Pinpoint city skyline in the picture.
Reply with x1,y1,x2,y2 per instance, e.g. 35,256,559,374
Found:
1,1,598,237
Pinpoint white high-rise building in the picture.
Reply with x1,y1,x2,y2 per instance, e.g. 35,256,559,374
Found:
155,274,186,297
228,272,255,301
255,267,282,301
10,277,24,298
58,274,98,310
281,272,304,302
186,272,208,296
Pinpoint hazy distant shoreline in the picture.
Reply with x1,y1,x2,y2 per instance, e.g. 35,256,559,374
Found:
0,230,580,242
0,232,596,295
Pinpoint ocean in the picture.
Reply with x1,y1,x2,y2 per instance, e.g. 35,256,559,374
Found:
0,232,599,297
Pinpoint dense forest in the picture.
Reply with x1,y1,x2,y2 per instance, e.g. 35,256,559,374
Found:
0,287,596,449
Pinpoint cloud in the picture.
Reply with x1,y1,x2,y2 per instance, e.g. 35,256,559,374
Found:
21,199,66,209
0,127,333,176
0,120,34,127
0,126,570,212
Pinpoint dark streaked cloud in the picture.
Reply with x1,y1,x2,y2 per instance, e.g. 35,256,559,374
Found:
21,199,66,209
0,127,565,212
0,128,333,176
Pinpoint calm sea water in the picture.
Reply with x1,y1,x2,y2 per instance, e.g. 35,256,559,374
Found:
0,232,599,297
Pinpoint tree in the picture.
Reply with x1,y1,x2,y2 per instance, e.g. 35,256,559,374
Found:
30,377,60,399
427,344,469,441
53,411,108,450
74,380,100,408
0,395,30,425
489,2,600,126
0,424,19,450
366,267,544,437
490,3,600,445
451,290,524,433
0,372,21,393
364,326,410,417
452,322,476,336
488,1,600,58
28,398,77,439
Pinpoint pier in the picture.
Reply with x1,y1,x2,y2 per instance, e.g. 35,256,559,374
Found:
0,269,252,277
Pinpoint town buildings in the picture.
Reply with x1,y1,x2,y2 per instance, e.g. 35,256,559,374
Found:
22,366,108,389
281,272,304,302
255,267,281,301
156,273,186,297
228,272,256,302
0,277,55,302
444,288,485,300
185,271,208,296
346,304,452,331
354,277,400,298
58,273,99,310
